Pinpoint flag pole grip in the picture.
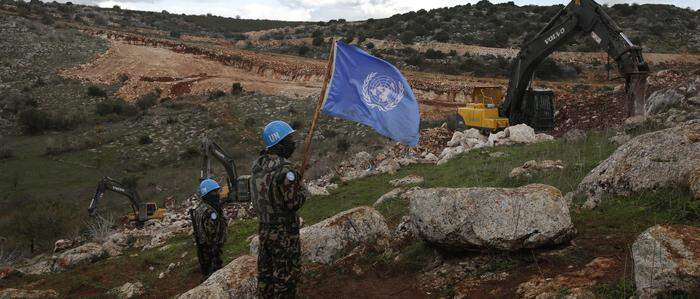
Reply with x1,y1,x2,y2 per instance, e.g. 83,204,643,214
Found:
299,39,335,180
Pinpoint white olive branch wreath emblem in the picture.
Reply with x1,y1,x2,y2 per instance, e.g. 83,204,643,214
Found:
361,72,404,112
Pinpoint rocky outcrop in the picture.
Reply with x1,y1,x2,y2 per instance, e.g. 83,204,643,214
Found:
389,175,424,187
408,184,574,251
516,257,617,299
0,288,58,298
646,76,699,115
250,207,390,264
18,243,107,275
109,281,145,299
177,255,257,299
632,225,700,298
509,160,564,178
576,120,700,208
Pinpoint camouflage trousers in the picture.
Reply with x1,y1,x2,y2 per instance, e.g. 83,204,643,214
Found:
257,222,301,299
196,244,223,279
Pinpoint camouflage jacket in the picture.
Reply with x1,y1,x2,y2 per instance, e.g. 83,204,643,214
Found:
191,201,227,247
251,153,308,224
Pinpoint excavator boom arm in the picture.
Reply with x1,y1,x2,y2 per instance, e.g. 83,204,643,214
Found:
501,0,649,121
201,139,238,201
88,177,142,216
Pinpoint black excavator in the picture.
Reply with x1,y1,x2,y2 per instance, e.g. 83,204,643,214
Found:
200,138,251,203
88,177,166,225
461,0,649,131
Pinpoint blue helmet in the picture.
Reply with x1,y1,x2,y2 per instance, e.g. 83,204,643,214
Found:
199,179,221,197
262,120,295,148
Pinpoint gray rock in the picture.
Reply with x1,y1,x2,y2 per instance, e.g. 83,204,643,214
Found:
576,120,700,208
20,243,108,275
373,187,405,207
250,207,390,264
608,133,632,145
505,124,536,144
509,160,564,178
562,129,587,143
646,87,685,115
109,281,145,299
177,255,257,299
389,175,424,187
408,184,575,251
632,225,700,298
376,159,400,174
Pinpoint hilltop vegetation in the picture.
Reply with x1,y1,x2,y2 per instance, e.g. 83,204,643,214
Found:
298,1,699,54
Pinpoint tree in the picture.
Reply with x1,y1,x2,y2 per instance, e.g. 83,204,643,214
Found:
113,5,121,10
434,30,450,42
399,31,416,44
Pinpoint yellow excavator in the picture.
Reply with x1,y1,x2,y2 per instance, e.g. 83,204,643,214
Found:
88,177,166,225
458,0,648,132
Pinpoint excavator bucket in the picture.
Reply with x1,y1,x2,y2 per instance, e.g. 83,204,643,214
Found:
628,73,648,116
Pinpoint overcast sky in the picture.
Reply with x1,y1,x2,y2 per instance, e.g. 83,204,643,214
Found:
50,0,699,21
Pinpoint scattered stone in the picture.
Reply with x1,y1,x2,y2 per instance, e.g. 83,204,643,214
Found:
509,160,564,178
373,187,406,207
389,175,424,187
489,151,505,158
250,207,390,264
109,281,145,299
563,129,587,143
177,255,257,299
576,120,700,208
375,158,400,174
447,131,465,147
408,184,574,251
505,124,536,144
0,288,58,298
534,133,554,142
424,153,438,162
516,257,616,299
53,239,76,253
632,225,700,298
437,146,464,165
646,85,687,115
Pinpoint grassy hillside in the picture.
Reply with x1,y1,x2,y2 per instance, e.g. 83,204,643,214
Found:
3,130,698,297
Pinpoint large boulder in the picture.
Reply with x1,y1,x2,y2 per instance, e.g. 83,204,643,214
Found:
177,255,257,299
250,207,390,264
408,184,574,251
632,225,700,298
576,120,700,208
505,124,536,144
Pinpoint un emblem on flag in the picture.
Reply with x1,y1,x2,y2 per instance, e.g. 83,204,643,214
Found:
361,72,404,112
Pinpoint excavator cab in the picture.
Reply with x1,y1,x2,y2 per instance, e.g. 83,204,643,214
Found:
458,86,510,133
520,88,555,130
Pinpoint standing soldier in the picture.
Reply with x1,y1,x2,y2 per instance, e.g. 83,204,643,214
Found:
190,178,228,278
251,120,308,298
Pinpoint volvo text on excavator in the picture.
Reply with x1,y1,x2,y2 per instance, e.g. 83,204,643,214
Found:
459,0,649,131
200,138,251,203
88,177,166,225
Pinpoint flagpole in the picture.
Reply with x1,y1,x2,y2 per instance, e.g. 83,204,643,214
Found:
299,38,335,180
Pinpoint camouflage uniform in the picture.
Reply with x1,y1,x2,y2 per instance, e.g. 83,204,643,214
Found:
251,153,308,299
190,198,227,278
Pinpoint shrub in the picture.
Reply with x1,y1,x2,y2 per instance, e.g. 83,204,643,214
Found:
434,30,450,42
1,92,37,114
336,139,350,153
207,89,226,100
312,36,324,46
95,99,125,116
138,135,153,145
425,48,446,59
170,31,181,38
87,85,107,97
231,83,244,95
406,54,423,66
18,109,82,134
136,90,159,110
399,31,416,44
179,147,199,160
365,42,375,49
0,148,14,160
40,14,54,25
298,45,310,56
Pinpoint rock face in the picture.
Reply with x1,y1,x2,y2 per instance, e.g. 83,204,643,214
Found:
516,257,617,299
19,243,108,275
632,225,700,298
178,255,257,299
0,288,59,298
509,160,564,178
408,184,574,251
109,281,145,299
576,120,700,208
250,207,390,264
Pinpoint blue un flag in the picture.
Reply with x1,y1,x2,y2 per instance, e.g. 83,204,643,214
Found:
322,41,420,146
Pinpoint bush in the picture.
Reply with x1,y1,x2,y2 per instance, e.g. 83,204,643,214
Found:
138,135,153,145
170,31,182,38
312,36,324,46
95,99,125,116
336,139,350,153
179,147,199,160
1,92,37,114
425,49,446,59
207,89,226,100
87,85,107,97
40,14,54,25
298,45,310,56
0,148,14,160
136,90,160,110
406,54,423,67
18,109,82,134
231,83,244,95
399,31,416,44
434,30,450,42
